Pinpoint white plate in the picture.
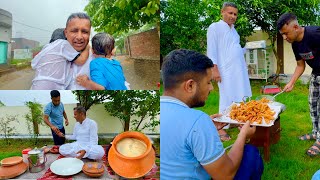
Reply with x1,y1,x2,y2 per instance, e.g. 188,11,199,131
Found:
213,103,282,127
50,158,84,176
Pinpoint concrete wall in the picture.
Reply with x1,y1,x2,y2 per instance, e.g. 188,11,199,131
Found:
11,38,40,50
0,103,159,136
0,8,12,65
126,28,160,60
246,30,312,76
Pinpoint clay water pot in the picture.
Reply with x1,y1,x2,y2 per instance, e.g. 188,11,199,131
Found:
108,131,155,178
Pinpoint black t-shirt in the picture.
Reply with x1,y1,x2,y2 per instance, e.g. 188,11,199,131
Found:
292,26,320,75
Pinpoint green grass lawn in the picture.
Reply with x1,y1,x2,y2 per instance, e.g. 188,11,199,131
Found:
0,138,113,160
197,80,318,180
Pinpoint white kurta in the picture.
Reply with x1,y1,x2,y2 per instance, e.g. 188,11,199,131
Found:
59,118,104,160
66,54,93,90
31,39,79,90
207,20,252,113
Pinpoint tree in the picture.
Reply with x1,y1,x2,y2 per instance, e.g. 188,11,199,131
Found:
73,90,160,132
0,103,17,145
104,90,160,132
160,0,254,56
25,101,44,144
161,0,320,74
0,101,4,107
242,0,320,74
0,115,18,145
85,0,160,36
72,90,118,110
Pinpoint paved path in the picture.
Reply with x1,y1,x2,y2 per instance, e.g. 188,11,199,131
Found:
0,56,160,90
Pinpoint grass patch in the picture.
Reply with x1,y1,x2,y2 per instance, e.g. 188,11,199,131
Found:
10,58,32,65
197,80,317,180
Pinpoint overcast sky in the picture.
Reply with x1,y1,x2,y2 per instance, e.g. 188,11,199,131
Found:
0,0,95,45
0,90,78,106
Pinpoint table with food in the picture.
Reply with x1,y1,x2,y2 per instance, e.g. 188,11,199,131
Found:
214,97,286,161
0,131,159,180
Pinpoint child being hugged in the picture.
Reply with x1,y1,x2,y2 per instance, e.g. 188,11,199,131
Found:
76,33,128,90
31,28,89,90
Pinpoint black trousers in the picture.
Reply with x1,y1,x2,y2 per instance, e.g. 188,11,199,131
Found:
51,127,65,145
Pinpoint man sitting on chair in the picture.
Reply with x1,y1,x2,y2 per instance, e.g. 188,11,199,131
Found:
59,106,104,159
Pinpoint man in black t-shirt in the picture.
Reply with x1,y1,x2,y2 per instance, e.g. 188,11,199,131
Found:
277,12,320,157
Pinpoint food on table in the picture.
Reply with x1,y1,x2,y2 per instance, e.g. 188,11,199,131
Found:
229,98,275,124
82,162,105,177
116,138,147,157
49,145,60,154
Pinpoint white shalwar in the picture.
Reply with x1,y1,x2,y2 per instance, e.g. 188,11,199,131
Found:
59,118,104,160
31,39,79,90
207,20,252,113
66,54,93,90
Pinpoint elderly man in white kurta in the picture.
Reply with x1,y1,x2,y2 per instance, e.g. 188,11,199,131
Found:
59,106,104,159
207,2,252,140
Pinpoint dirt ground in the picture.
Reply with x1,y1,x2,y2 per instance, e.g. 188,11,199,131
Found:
0,55,160,90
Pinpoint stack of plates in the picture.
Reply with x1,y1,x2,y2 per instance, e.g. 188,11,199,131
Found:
0,156,28,179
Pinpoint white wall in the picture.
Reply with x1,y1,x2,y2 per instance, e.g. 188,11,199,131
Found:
0,103,159,136
246,30,312,76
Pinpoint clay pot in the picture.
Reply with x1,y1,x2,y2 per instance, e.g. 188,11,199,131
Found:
82,162,104,178
108,131,155,178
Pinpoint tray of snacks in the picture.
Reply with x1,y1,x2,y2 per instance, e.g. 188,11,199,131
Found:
213,98,282,127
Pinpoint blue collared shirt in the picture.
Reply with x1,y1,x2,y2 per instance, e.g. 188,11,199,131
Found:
44,102,64,129
160,96,225,180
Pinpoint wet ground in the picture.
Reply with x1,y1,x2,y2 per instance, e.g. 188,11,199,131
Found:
0,55,160,90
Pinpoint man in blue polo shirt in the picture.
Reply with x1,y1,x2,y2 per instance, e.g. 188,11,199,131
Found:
44,90,69,145
160,49,264,179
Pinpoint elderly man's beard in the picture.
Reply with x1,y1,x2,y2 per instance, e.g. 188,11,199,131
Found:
189,89,209,108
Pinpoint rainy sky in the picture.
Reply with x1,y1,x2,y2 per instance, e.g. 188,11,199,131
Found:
0,0,94,45
0,90,78,106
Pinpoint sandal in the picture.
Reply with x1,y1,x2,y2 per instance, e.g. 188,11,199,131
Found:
219,134,231,142
306,142,320,157
299,133,316,141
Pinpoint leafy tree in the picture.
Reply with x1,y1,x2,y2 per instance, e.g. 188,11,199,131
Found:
160,0,254,56
242,0,320,74
85,0,160,35
104,90,160,132
0,115,18,145
0,102,17,145
0,101,19,144
73,90,160,132
25,101,44,144
73,90,118,110
161,0,320,73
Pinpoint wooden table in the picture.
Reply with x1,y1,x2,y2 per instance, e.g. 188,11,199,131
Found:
249,116,281,162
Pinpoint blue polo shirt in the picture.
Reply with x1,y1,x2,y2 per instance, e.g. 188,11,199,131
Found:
160,96,225,180
44,102,64,129
90,57,127,90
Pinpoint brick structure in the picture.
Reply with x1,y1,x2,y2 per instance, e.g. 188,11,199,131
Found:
124,28,160,89
126,28,160,61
